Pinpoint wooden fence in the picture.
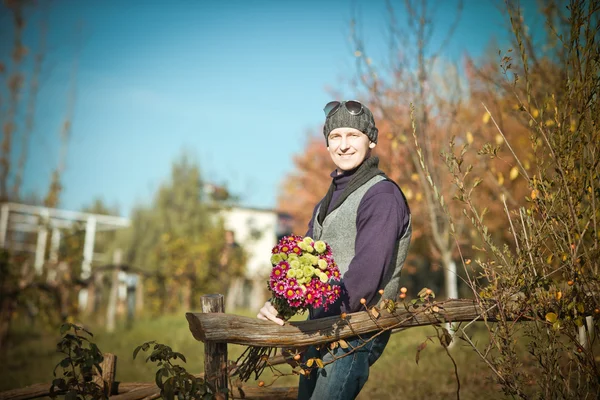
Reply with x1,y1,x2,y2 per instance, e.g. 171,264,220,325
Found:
0,293,533,399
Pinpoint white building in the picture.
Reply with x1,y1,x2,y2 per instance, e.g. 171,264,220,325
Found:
219,206,280,312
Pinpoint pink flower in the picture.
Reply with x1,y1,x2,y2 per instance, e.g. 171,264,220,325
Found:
312,296,323,308
271,266,284,280
289,300,302,308
278,261,290,271
274,282,286,295
284,287,296,300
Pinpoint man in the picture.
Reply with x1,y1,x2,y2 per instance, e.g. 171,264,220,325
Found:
258,100,411,399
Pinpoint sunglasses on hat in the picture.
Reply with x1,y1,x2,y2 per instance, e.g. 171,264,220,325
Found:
323,100,364,117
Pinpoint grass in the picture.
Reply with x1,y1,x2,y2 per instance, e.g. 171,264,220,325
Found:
0,311,521,399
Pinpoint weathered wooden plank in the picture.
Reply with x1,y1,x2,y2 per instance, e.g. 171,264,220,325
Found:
0,383,51,400
187,298,501,347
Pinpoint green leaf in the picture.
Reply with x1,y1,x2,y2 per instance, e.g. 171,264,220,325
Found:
133,345,143,360
60,323,71,335
174,352,187,363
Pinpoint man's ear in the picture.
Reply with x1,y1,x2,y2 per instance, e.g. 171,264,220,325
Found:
369,142,376,149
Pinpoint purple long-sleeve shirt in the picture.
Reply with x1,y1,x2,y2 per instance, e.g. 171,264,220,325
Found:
307,168,410,317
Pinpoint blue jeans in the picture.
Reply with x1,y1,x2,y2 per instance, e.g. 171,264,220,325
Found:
297,330,391,400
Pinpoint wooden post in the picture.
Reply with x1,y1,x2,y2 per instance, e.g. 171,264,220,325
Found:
201,294,228,399
93,353,117,396
106,250,122,333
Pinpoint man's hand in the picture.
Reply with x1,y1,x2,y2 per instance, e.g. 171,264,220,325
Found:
256,301,284,326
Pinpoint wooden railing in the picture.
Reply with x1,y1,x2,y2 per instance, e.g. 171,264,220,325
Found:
186,294,507,399
0,293,507,400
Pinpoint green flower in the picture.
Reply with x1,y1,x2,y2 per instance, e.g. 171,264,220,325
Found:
306,245,314,253
303,265,315,278
290,260,301,269
270,253,282,265
297,277,308,285
318,259,328,270
303,237,313,245
319,273,328,283
295,269,304,279
298,242,307,251
288,254,299,262
280,252,288,260
314,241,327,254
299,255,312,266
287,269,296,278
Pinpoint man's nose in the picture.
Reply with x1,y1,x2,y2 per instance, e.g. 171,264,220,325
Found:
340,136,349,150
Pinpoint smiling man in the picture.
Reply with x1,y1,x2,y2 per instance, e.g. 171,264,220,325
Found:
258,100,412,400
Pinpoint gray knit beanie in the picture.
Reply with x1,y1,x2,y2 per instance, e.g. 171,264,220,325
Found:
323,101,378,145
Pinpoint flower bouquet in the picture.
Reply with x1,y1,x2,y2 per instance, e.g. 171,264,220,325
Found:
234,235,342,382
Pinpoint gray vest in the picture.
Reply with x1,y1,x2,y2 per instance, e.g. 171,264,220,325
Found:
312,175,412,306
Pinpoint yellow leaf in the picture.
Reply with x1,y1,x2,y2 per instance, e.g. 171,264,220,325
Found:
432,305,440,313
391,140,398,150
546,254,553,264
555,291,562,301
482,113,491,124
404,188,414,200
509,166,519,181
306,358,314,367
552,320,562,330
495,134,504,145
415,192,423,202
531,190,538,200
338,339,349,349
371,307,380,319
411,173,419,182
466,131,474,144
497,172,504,185
545,312,558,323
532,108,539,118
315,358,324,368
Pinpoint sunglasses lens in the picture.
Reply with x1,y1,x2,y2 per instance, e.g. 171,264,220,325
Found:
324,101,341,116
345,100,363,115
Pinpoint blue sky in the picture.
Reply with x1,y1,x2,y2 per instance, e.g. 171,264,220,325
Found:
2,0,539,217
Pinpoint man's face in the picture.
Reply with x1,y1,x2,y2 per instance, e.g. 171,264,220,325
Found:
327,127,375,173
